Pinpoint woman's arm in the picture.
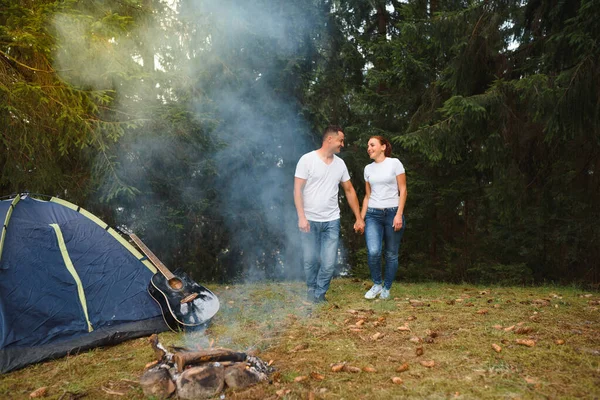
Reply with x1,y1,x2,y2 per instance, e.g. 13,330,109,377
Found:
361,181,371,220
393,174,407,231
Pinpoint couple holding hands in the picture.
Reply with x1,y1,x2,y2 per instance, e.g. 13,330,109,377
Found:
294,125,407,303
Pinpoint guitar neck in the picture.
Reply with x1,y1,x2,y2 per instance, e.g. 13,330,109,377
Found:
129,233,175,280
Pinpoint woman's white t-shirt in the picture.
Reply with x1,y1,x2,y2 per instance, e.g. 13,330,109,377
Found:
364,157,405,209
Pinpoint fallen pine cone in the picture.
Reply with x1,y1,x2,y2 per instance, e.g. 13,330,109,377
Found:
415,346,424,356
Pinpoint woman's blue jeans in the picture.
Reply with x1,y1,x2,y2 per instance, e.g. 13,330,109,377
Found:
365,207,405,290
299,219,340,300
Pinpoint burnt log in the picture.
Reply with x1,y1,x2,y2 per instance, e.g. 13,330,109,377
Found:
176,364,225,400
174,348,247,372
224,363,267,389
140,366,176,399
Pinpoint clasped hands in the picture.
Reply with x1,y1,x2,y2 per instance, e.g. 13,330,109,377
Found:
353,218,365,234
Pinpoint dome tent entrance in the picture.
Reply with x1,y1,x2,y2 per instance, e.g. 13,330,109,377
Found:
0,194,168,373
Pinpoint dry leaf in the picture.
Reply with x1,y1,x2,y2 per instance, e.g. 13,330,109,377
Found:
415,346,424,356
378,316,386,322
465,302,475,307
29,387,47,398
406,316,417,321
308,391,316,400
491,343,502,353
409,337,422,343
347,309,359,314
343,365,361,373
294,376,308,382
554,339,565,345
410,300,427,307
372,332,384,340
532,299,550,306
349,328,363,333
492,324,503,330
493,304,501,308
355,319,365,327
589,300,600,306
504,325,515,332
276,389,291,397
144,360,158,369
391,377,403,384
446,299,456,305
397,325,411,332
331,363,345,372
477,309,489,315
396,363,410,373
290,343,309,352
310,372,325,381
420,360,435,368
515,327,533,334
426,330,438,338
455,298,464,303
362,366,377,373
516,339,536,347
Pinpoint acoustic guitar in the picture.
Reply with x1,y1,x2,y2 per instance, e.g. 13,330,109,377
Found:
120,228,220,331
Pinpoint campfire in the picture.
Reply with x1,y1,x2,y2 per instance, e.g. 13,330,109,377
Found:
140,334,273,399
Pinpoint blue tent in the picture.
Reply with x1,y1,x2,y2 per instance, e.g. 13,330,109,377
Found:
0,195,168,373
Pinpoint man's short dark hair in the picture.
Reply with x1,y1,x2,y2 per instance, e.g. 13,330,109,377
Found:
322,125,343,142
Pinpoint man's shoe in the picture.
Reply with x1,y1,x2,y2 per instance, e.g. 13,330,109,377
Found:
380,288,390,300
314,294,327,303
364,284,383,299
307,289,316,302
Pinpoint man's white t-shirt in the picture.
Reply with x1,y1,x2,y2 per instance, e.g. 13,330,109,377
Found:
364,157,405,209
295,151,351,222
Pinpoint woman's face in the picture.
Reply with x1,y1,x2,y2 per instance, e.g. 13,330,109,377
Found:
367,138,385,160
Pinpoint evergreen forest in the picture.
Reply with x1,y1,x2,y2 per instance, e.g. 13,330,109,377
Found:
1,0,598,286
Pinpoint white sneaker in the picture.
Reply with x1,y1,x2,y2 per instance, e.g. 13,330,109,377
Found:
365,284,383,299
380,288,390,300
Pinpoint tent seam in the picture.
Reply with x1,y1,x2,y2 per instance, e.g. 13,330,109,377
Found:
49,223,94,333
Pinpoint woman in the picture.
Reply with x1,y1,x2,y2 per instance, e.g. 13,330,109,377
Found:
361,136,407,300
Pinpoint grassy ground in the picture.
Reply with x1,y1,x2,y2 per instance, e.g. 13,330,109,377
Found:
1,279,599,399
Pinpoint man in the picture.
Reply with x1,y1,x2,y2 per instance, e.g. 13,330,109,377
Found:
294,125,365,303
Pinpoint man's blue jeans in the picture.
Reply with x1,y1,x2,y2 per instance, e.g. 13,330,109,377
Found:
365,207,405,290
300,219,340,300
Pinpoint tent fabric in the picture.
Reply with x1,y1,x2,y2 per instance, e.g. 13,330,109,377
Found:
0,196,168,373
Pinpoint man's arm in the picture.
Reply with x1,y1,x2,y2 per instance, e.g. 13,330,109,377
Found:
341,180,365,233
294,177,310,232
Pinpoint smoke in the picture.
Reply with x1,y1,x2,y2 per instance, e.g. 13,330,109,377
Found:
51,0,322,282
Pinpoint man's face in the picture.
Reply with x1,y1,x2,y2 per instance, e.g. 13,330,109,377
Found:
329,131,345,153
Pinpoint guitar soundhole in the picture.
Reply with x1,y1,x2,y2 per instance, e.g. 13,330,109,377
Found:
168,278,184,290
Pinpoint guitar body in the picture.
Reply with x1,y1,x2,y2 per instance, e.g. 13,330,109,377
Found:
117,228,220,332
148,269,220,332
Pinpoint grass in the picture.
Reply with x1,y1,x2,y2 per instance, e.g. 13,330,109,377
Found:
1,279,599,399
